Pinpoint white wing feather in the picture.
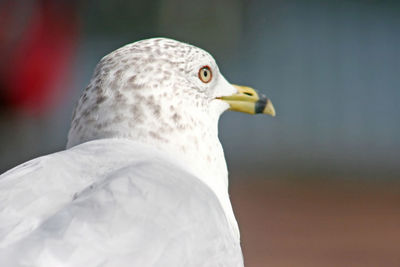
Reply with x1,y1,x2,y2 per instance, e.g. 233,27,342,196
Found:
0,139,243,267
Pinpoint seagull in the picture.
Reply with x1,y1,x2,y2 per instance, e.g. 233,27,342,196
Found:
0,38,275,267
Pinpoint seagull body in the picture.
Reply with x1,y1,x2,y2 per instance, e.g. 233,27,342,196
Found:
0,140,242,266
0,38,275,266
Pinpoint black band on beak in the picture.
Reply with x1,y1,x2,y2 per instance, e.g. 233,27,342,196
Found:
255,95,268,114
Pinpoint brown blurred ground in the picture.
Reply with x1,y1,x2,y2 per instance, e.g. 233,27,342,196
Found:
230,176,400,267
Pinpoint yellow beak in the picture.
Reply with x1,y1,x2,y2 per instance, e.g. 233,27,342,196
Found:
217,85,276,116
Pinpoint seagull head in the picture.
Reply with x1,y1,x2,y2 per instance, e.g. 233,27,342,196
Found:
68,38,274,148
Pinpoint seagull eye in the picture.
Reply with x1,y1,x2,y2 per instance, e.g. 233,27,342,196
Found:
198,66,212,83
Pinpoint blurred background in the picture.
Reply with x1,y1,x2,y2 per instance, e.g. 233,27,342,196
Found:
0,0,399,266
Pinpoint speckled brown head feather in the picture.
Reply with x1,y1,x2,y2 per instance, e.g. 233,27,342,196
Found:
68,38,234,147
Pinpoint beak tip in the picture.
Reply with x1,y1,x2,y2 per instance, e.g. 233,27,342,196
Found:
263,101,276,117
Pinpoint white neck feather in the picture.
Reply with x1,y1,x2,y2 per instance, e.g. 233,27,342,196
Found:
67,89,239,239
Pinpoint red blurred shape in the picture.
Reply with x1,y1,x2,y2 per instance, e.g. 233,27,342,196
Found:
0,1,79,115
